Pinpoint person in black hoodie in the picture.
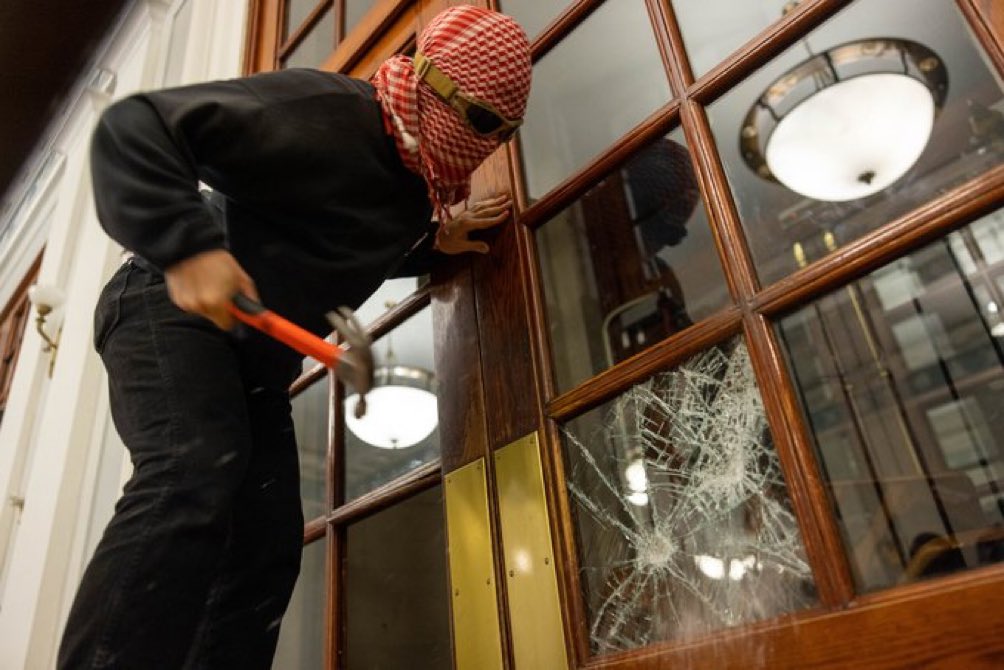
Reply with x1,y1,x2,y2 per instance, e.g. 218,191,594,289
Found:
57,6,531,669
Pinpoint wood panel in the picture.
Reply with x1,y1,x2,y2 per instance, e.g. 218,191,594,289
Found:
242,0,283,74
431,258,489,471
585,566,1004,670
470,148,540,448
962,0,1004,78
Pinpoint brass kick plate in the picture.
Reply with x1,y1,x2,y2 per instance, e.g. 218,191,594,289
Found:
443,457,504,670
495,432,569,669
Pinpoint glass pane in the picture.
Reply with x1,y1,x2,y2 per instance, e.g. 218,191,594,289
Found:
779,210,1004,593
707,0,1004,284
344,304,439,501
346,486,450,668
344,0,376,36
536,128,730,392
284,5,336,69
520,0,672,201
499,0,570,40
292,378,329,520
671,0,792,78
562,337,816,654
273,538,325,670
285,0,322,41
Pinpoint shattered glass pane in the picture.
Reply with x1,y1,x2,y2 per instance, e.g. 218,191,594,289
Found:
562,337,816,654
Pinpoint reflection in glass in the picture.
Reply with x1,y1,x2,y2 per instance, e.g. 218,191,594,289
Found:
779,210,1004,592
273,539,325,670
344,0,375,36
670,0,792,78
562,338,815,653
499,0,570,40
292,379,329,520
519,0,671,200
536,129,730,392
285,0,322,41
707,0,1004,284
284,6,336,69
345,305,439,501
346,487,450,668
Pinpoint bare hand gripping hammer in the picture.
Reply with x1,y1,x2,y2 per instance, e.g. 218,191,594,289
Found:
227,294,374,417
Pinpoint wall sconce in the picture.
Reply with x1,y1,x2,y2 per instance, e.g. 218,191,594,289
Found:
27,284,65,377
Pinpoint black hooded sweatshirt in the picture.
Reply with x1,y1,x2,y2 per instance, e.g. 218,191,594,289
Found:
90,68,439,340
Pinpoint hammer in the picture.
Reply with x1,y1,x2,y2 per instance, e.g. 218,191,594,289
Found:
228,294,374,417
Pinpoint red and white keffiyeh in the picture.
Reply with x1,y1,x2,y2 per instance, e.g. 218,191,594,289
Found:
371,5,531,220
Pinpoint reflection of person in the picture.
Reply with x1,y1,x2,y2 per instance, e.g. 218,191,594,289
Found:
623,138,701,259
57,6,531,669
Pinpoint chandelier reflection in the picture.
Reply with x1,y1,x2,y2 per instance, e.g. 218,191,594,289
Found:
741,38,948,202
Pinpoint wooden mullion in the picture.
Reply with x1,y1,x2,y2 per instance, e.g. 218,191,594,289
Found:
529,0,605,63
278,0,334,60
580,566,1004,669
326,460,440,526
686,0,852,105
366,284,431,342
519,102,680,231
957,0,1004,79
641,0,681,100
743,312,855,607
242,0,283,74
679,100,758,301
650,0,695,94
287,286,430,399
304,516,327,542
321,0,414,74
546,306,741,422
752,163,1004,318
327,522,346,670
512,198,587,666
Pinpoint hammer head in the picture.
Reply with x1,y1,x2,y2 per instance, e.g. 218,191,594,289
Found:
326,307,373,418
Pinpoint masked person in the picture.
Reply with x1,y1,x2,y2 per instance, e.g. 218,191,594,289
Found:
57,6,531,669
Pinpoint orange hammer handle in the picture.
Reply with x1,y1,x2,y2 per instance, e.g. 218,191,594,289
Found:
228,294,340,368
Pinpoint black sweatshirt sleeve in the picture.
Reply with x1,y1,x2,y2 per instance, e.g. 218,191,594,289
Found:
90,96,226,270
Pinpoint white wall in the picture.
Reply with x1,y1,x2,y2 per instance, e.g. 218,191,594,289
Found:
0,1,248,667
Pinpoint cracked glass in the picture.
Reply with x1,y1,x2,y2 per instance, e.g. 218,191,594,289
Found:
536,128,730,393
561,337,816,654
706,0,1004,285
779,209,1004,592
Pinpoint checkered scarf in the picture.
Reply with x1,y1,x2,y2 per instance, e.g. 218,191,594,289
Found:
371,5,531,221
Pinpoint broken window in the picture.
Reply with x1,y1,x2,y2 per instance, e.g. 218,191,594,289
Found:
562,337,816,654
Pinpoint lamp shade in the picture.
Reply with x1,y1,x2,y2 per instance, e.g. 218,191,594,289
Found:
741,39,948,202
345,365,438,449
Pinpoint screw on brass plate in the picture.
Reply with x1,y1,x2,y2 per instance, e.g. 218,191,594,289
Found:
454,588,460,596
544,557,550,565
509,569,515,577
486,578,492,585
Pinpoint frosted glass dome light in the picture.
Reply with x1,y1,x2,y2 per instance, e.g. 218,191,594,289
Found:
345,366,438,449
765,74,935,201
741,38,948,202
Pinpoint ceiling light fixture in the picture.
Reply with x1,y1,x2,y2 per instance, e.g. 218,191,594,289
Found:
741,37,948,202
344,309,438,449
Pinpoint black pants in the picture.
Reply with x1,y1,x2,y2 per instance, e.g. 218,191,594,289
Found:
58,262,304,669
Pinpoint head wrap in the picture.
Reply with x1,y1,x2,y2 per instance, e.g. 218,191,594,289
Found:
371,5,532,220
